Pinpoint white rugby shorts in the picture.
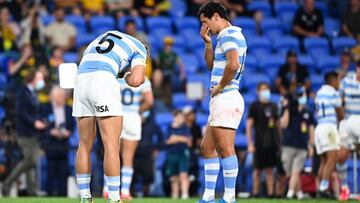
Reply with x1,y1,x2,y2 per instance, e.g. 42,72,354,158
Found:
121,112,142,141
208,90,244,129
314,123,340,155
72,71,123,117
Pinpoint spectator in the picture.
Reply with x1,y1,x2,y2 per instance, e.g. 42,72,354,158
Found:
342,0,360,39
135,0,171,17
165,110,191,199
8,44,36,89
20,6,48,65
351,32,360,62
186,0,208,16
106,0,138,17
276,50,311,95
41,86,75,196
280,86,315,199
133,112,164,197
337,49,354,79
293,0,324,39
0,7,20,52
152,69,172,112
55,0,80,13
2,70,47,196
182,106,202,196
156,36,185,91
45,7,76,51
81,0,105,15
124,18,148,47
48,47,64,84
246,82,280,197
0,0,23,22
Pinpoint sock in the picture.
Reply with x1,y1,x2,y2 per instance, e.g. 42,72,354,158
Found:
121,167,134,195
106,176,120,201
103,175,108,194
296,191,304,199
76,173,91,199
202,157,220,201
286,189,294,198
337,163,348,186
221,155,239,202
319,179,329,191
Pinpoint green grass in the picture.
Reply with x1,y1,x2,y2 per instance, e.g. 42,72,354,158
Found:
0,198,358,203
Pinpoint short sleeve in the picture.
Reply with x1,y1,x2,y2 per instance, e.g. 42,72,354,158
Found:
219,36,240,54
333,92,342,108
248,102,256,119
141,78,152,93
130,52,146,68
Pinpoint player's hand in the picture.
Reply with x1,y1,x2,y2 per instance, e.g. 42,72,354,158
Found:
200,23,211,44
210,85,223,97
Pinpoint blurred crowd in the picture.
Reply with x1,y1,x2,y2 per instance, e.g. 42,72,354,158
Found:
0,0,359,200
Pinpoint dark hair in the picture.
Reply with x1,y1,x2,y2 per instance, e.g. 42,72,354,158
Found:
357,60,360,68
198,1,229,21
125,19,136,27
24,69,39,84
173,110,183,116
257,82,270,90
324,71,338,84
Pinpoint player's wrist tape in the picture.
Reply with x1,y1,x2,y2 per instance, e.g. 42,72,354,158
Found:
205,43,212,49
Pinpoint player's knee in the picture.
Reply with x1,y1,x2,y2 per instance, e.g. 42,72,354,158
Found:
217,145,235,158
200,141,215,156
78,139,93,153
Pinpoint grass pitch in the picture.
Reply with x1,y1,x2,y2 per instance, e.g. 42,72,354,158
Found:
0,198,358,203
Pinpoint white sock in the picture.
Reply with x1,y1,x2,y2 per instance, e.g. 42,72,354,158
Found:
121,167,134,195
106,176,120,201
296,191,304,199
103,175,108,194
76,174,91,199
287,189,294,198
202,157,220,201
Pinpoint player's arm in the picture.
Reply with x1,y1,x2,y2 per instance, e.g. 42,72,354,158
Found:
125,65,145,87
216,50,239,91
246,118,255,153
200,23,214,70
139,90,154,114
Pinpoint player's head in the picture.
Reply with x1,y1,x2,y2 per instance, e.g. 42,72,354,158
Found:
324,71,340,89
198,1,230,35
257,82,271,103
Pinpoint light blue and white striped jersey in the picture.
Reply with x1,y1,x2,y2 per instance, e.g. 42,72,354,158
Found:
78,31,147,77
118,77,152,113
212,26,247,93
340,72,360,117
315,85,342,125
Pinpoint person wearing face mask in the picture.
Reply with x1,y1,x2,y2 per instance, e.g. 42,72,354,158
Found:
280,86,315,199
2,70,47,196
246,82,280,198
44,7,76,51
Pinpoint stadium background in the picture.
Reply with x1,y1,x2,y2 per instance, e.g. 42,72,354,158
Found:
0,0,359,202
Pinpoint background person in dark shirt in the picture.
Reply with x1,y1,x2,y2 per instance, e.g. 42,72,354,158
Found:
342,0,360,39
246,82,280,197
293,0,324,39
280,86,315,199
165,110,191,199
276,50,310,95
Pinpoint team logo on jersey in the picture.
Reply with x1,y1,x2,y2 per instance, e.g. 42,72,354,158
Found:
94,105,109,112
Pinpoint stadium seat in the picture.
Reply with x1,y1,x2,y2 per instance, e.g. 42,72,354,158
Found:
270,93,282,104
193,47,207,70
324,18,340,38
315,55,340,72
41,15,54,26
150,28,173,42
278,12,296,32
332,37,357,54
244,55,258,70
155,112,173,128
273,36,300,55
63,52,78,63
298,54,315,70
247,36,272,59
201,96,210,113
231,17,257,35
196,113,208,127
304,37,330,58
310,74,324,91
0,106,5,123
315,1,328,16
65,15,86,33
261,18,284,40
169,0,187,18
76,33,97,48
274,1,298,16
242,92,257,105
170,35,186,51
172,93,196,109
118,16,144,31
174,16,199,32
248,1,272,17
179,54,199,74
0,73,7,88
187,73,210,87
259,54,285,73
243,73,270,92
235,134,247,149
90,16,115,31
146,16,172,32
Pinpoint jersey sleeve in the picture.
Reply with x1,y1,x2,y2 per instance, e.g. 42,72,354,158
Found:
219,35,240,54
332,91,342,108
130,52,147,69
141,78,152,93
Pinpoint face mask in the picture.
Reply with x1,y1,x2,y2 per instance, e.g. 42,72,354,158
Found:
259,89,271,101
298,95,307,106
35,79,45,90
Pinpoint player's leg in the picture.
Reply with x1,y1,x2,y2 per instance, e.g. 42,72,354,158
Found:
97,116,122,202
120,138,138,198
320,150,338,192
212,127,238,202
76,117,97,201
198,125,219,202
337,147,350,200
